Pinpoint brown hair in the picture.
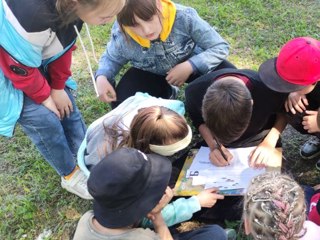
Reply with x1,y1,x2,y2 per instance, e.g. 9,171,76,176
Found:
117,0,162,33
244,172,306,240
101,106,189,155
125,106,189,153
56,0,116,24
202,78,252,145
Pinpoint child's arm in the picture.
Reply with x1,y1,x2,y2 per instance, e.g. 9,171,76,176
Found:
302,110,320,133
96,23,129,103
0,48,61,117
151,212,173,240
47,46,74,119
249,113,287,168
182,7,229,74
142,188,224,228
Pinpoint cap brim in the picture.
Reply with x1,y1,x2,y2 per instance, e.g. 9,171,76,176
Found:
93,153,172,228
258,58,306,93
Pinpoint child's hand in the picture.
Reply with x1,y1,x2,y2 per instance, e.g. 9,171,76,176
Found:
51,89,73,119
148,187,173,217
302,110,320,133
196,188,224,208
42,95,61,119
209,145,233,167
166,61,193,87
285,92,308,114
96,75,117,103
249,141,277,168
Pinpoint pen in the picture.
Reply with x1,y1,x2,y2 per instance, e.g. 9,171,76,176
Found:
213,136,229,165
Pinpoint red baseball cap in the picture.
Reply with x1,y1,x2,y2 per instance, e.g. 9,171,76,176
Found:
259,37,320,92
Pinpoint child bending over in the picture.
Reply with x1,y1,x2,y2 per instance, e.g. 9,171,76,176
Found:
95,0,233,108
73,148,228,240
243,172,320,240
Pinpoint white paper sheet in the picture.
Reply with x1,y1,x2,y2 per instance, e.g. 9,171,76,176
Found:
187,146,265,191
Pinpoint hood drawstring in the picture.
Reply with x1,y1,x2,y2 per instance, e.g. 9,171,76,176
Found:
74,24,99,97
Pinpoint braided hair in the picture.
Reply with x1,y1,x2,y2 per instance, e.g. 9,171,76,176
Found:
243,172,306,240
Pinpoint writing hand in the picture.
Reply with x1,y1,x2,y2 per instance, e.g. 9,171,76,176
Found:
209,145,233,167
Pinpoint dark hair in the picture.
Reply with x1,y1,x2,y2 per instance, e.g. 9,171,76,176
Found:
117,0,161,33
202,78,253,144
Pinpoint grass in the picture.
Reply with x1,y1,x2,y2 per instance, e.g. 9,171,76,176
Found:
1,0,320,239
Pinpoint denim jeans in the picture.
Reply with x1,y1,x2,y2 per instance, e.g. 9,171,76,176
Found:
18,88,86,176
172,225,227,240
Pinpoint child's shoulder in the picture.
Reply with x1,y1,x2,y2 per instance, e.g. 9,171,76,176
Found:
175,3,198,16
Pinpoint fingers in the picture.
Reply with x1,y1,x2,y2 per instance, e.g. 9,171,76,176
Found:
302,96,309,107
99,92,117,103
249,149,267,169
210,147,233,167
209,150,228,167
305,110,317,116
52,107,61,120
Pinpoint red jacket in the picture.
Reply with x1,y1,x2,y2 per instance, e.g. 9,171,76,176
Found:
0,46,75,104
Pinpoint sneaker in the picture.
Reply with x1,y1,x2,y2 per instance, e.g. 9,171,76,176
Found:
61,169,93,200
225,228,237,240
300,137,320,159
169,85,179,99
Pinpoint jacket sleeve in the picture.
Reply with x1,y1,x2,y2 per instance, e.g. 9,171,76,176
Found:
140,196,201,228
0,47,50,104
47,45,75,90
95,22,129,84
182,7,230,73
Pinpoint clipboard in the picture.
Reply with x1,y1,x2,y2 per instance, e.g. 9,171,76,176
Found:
174,148,282,196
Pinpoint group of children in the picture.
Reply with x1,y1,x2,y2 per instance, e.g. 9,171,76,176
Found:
1,0,320,239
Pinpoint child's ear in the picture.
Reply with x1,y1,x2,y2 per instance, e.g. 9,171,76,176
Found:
156,0,162,12
244,217,251,235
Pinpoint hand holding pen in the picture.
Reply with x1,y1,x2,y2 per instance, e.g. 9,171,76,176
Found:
209,136,233,167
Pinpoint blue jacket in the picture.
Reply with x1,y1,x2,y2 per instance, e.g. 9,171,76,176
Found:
0,0,81,137
96,3,229,85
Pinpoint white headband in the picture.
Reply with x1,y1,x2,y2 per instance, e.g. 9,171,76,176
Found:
149,125,192,156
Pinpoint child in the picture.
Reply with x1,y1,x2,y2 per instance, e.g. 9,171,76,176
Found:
0,0,125,199
95,0,233,108
243,172,320,239
79,93,191,170
185,69,288,168
308,184,320,226
258,37,320,169
73,147,228,240
77,94,230,233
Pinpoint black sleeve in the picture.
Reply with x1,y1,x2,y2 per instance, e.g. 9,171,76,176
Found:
185,74,213,129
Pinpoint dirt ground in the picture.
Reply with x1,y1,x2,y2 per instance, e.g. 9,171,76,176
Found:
282,125,320,185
